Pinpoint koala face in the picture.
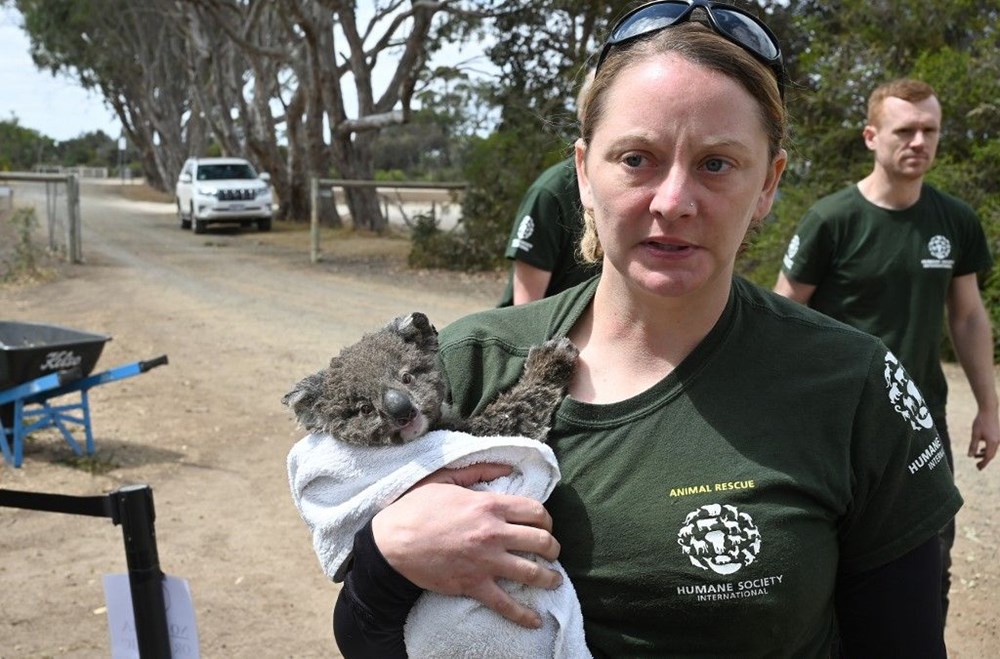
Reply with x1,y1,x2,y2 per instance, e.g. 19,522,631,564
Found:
282,313,448,446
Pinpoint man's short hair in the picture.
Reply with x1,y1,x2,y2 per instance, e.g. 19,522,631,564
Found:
867,78,937,126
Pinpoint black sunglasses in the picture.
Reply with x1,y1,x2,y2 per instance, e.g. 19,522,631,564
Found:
596,0,786,100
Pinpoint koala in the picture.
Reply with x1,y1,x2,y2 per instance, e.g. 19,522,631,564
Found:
282,312,578,445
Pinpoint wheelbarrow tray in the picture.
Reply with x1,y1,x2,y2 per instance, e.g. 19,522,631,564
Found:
0,321,111,392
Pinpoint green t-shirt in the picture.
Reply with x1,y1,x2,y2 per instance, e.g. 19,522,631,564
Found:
781,184,994,419
497,157,601,307
438,276,961,658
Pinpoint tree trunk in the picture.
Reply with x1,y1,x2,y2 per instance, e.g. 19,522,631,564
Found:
330,131,385,232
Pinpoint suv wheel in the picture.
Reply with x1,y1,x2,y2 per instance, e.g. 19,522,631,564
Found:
178,201,191,229
258,217,272,232
192,205,206,234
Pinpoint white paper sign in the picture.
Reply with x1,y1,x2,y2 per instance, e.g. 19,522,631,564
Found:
103,573,200,658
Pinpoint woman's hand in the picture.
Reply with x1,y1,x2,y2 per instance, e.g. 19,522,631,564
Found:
371,464,563,629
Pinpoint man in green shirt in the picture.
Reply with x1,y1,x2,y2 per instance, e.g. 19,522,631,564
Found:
775,78,999,620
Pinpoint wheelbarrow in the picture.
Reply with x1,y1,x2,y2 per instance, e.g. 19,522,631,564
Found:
0,321,168,468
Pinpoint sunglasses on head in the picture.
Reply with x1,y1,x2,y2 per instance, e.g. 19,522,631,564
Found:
596,0,786,100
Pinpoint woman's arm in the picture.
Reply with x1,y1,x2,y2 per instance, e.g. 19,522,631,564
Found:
372,477,563,628
333,520,420,658
332,464,564,656
835,536,946,657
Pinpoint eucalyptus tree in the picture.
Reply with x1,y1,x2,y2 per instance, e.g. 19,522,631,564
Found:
15,0,218,189
15,0,506,229
182,0,506,230
453,0,629,268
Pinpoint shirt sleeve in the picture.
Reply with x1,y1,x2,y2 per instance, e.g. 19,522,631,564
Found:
954,206,995,277
504,185,571,271
836,346,963,574
332,520,422,658
781,208,834,285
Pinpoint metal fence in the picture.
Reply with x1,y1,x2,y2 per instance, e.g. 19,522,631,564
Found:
0,172,83,264
308,178,467,264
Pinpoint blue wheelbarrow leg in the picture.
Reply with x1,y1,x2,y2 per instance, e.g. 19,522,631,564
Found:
1,371,73,468
0,356,167,468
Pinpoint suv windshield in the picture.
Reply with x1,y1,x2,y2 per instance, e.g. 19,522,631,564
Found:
197,164,257,181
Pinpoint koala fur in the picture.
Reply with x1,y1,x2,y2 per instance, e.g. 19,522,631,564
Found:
282,312,578,446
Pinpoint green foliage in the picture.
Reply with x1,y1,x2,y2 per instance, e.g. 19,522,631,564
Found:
372,108,463,180
57,130,116,167
738,184,824,288
408,211,496,271
411,124,572,272
1,207,43,281
0,117,126,171
455,130,569,272
375,169,408,182
0,119,55,170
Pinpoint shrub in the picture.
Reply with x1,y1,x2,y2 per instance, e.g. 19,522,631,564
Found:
1,207,43,281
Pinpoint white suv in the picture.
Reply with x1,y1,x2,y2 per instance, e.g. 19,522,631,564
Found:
175,157,274,233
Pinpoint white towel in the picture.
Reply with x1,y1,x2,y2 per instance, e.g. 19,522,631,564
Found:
287,429,592,659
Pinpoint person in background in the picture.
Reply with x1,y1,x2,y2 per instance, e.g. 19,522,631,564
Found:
775,77,998,621
497,71,600,307
329,3,961,656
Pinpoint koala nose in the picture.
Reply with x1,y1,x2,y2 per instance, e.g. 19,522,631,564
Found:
383,388,417,426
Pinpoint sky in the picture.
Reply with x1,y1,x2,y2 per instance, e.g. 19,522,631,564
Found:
0,7,123,142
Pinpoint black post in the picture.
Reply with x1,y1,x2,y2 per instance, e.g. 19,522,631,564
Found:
112,484,171,658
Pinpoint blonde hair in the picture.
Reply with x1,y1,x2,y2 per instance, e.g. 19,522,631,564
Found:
576,69,596,123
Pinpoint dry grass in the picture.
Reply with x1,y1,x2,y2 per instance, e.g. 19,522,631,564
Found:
262,221,411,258
115,182,174,204
0,206,63,285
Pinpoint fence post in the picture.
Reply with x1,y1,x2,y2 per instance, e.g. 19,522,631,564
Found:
63,177,74,261
48,180,58,251
68,174,82,263
310,177,319,263
65,174,83,263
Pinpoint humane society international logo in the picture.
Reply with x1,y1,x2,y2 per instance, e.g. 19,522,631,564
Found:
675,504,784,603
511,215,535,252
782,234,801,270
883,351,934,431
677,504,761,575
921,234,954,270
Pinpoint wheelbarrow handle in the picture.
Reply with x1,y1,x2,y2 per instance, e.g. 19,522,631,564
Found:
139,355,169,372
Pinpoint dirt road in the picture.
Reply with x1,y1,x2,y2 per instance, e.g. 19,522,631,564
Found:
1,182,997,657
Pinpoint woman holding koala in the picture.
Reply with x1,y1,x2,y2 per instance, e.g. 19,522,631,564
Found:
332,2,960,656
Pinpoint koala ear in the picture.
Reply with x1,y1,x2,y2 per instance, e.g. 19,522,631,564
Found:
282,372,324,431
388,312,439,352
